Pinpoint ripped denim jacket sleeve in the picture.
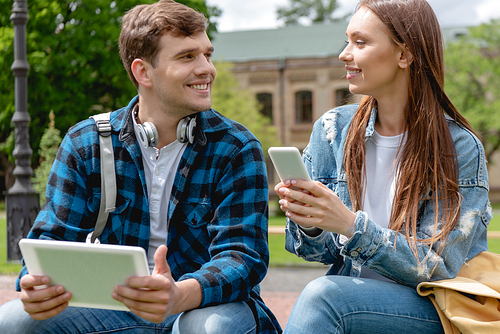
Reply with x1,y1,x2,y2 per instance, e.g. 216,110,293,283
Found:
284,105,491,287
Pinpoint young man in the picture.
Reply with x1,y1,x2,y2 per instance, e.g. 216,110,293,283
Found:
0,1,281,333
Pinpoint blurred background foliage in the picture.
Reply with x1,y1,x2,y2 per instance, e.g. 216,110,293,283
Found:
0,0,222,193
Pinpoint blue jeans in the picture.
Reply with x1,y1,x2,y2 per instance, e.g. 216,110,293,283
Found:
284,276,444,334
0,298,256,334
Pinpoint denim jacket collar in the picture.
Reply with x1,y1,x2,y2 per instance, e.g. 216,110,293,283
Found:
365,106,377,140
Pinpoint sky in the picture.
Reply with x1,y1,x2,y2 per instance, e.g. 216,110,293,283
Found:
206,0,500,32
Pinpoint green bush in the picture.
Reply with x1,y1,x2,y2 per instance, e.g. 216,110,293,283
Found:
32,111,62,206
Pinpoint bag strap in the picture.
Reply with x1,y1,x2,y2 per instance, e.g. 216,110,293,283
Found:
87,112,116,244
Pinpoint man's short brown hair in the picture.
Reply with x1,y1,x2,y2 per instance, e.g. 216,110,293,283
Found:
119,0,208,88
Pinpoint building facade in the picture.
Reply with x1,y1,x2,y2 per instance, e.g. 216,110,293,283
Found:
212,22,358,151
211,23,500,199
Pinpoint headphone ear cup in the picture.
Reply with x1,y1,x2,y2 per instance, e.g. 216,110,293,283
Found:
144,122,158,147
186,117,196,144
135,121,158,148
176,118,188,143
176,117,197,144
135,122,149,148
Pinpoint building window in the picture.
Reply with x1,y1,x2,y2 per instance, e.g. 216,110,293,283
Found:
295,90,313,124
256,93,273,121
335,88,352,106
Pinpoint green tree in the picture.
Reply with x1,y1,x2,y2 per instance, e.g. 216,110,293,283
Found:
211,62,279,155
276,0,343,26
444,19,500,162
0,0,219,193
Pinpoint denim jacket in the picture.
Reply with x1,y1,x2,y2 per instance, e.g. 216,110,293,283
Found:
285,104,491,288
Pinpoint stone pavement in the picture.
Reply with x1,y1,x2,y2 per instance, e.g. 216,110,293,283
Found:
260,265,328,327
0,265,329,329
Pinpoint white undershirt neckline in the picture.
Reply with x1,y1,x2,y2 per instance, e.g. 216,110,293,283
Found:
133,116,187,272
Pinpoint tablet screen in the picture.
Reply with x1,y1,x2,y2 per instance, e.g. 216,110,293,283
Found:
19,239,149,311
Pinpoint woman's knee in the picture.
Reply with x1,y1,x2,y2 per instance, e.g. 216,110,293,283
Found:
298,275,346,305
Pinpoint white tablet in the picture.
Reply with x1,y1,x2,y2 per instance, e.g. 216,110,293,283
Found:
19,238,149,311
268,147,311,182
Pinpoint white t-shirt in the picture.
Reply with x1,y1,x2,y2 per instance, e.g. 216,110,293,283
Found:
133,118,187,272
363,130,406,228
359,130,405,281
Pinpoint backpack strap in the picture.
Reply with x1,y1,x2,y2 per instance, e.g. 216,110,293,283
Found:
87,112,116,244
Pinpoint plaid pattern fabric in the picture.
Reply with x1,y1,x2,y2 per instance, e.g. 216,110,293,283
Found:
18,96,281,333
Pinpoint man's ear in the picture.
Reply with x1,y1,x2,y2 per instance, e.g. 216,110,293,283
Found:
131,59,153,88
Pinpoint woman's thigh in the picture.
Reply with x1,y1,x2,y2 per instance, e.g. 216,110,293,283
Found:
284,276,444,334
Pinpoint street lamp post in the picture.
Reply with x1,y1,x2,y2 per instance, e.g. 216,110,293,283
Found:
6,0,39,261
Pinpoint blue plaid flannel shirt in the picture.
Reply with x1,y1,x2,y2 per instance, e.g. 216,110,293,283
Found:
17,96,281,333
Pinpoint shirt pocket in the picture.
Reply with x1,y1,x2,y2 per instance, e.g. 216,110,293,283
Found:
179,201,213,228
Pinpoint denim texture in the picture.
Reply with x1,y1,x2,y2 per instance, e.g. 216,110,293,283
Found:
0,298,256,334
284,276,444,333
285,104,491,287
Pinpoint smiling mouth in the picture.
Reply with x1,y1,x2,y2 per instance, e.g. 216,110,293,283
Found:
189,84,208,90
347,69,362,75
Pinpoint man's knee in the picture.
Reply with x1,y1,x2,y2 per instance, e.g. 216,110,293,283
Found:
174,302,256,334
0,298,38,334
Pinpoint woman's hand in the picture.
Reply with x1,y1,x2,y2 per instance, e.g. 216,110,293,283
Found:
275,179,356,237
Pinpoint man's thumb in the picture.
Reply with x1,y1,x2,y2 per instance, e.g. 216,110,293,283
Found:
152,244,170,276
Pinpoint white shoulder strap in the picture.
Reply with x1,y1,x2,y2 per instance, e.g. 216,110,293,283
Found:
87,112,116,244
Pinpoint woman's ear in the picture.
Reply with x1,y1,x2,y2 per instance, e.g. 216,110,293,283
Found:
131,59,153,88
398,46,413,69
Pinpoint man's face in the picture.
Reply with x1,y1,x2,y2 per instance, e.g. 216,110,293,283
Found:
149,31,216,118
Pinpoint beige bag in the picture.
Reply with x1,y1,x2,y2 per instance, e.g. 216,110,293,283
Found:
417,251,500,334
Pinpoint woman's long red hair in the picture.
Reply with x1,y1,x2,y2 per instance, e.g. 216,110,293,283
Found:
343,0,476,258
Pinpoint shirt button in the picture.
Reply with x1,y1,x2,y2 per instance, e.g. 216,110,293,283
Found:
350,250,359,257
155,169,161,176
152,186,158,194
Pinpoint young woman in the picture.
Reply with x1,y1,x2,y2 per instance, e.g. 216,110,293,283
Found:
275,0,491,332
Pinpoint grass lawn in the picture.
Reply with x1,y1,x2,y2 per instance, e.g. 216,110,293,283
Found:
269,215,286,226
1,207,498,274
0,216,23,275
269,210,500,256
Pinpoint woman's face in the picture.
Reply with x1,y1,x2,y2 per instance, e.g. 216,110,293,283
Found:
339,7,407,100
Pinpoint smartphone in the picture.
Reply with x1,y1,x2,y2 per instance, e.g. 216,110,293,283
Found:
268,147,311,182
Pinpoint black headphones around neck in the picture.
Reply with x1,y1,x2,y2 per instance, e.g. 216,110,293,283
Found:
133,105,197,148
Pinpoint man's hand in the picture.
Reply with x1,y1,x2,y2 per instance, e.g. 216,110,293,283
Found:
112,245,202,323
20,274,72,320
